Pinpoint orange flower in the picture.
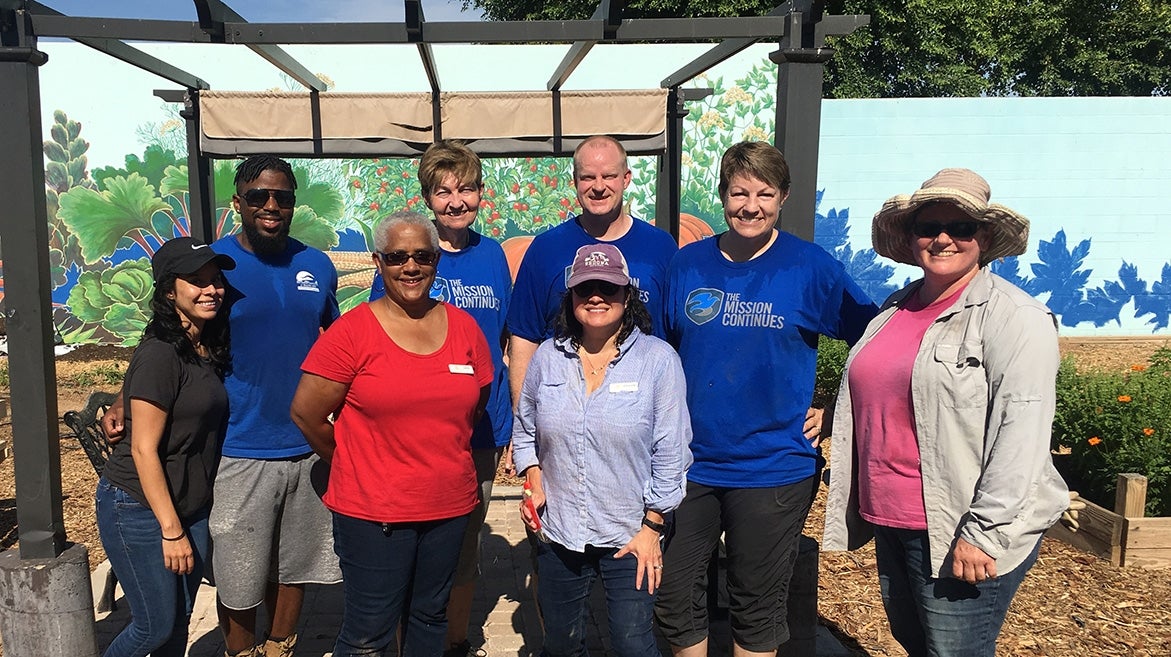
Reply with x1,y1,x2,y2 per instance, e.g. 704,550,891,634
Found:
1118,395,1132,403
1132,364,1148,372
1144,428,1156,436
1088,436,1103,446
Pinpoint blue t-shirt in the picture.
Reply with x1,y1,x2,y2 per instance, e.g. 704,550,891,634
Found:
507,216,678,341
665,231,877,488
213,236,340,459
370,230,512,449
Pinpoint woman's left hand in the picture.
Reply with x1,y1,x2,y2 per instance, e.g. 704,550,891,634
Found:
950,537,997,585
803,407,824,447
615,527,664,594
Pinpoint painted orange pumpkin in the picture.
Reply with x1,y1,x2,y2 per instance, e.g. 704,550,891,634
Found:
678,213,715,247
501,236,535,282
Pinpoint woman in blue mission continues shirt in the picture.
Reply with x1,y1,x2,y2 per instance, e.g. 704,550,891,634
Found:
655,141,877,656
513,244,691,657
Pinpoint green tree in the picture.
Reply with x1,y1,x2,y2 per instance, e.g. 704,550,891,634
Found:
465,0,1171,97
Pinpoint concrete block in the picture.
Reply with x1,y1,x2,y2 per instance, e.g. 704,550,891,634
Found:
0,543,99,657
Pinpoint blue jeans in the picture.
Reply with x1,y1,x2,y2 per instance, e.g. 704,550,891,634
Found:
872,526,1041,657
95,478,210,657
331,512,469,657
536,541,658,657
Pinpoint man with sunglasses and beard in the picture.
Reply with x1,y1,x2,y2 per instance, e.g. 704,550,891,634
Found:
106,155,342,657
209,155,343,657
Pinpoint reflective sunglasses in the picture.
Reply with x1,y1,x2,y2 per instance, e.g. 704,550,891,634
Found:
911,220,981,239
571,280,622,298
240,188,296,209
377,250,440,266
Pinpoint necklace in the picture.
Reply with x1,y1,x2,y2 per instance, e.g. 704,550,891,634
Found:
579,346,616,376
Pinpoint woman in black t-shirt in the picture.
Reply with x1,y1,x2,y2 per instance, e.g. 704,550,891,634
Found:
96,237,233,657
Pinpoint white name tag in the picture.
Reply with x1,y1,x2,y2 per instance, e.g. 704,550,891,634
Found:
609,381,639,393
449,364,475,375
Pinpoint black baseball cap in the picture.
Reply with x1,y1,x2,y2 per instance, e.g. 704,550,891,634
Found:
151,237,236,283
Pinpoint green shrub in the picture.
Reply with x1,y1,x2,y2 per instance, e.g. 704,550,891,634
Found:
814,337,849,408
1052,348,1171,517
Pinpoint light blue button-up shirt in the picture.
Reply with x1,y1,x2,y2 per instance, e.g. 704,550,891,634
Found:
512,327,692,552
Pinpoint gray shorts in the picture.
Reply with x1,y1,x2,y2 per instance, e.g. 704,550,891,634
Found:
453,447,504,585
209,454,342,610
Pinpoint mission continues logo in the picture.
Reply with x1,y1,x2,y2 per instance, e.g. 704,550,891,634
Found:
685,288,724,325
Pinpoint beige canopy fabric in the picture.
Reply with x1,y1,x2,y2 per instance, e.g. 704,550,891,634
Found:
199,89,669,157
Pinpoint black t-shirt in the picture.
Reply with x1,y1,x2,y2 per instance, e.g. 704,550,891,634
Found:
102,337,228,519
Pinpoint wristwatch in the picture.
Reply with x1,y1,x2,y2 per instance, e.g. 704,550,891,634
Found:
641,516,667,534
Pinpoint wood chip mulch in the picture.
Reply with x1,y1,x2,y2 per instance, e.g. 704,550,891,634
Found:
3,338,1171,656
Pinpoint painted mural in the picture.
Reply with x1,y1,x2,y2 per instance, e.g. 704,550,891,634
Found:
6,44,1170,344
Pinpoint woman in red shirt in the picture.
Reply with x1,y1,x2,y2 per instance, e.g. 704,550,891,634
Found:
291,210,492,657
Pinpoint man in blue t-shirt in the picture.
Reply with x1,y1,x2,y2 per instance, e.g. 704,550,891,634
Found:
109,156,341,657
506,135,678,410
209,156,342,657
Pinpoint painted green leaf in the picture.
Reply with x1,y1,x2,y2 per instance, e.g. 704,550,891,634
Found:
213,160,237,210
289,206,340,251
50,123,68,147
337,285,368,314
68,138,88,160
58,173,170,263
44,141,68,163
296,180,345,225
66,259,153,343
160,164,189,198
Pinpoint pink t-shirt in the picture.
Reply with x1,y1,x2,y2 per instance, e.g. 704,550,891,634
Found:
301,302,492,523
847,285,965,530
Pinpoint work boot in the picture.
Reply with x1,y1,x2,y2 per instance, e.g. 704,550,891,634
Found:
262,633,298,657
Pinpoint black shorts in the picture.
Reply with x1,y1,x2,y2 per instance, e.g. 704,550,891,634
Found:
654,476,818,651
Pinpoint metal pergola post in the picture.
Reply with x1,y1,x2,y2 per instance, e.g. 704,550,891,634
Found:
0,38,66,560
657,87,714,238
773,1,868,241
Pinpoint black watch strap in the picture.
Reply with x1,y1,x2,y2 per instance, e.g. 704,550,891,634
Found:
641,516,667,534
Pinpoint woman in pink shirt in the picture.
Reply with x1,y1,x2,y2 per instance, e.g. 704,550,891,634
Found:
823,169,1069,657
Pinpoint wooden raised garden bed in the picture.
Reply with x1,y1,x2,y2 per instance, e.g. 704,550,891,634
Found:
1047,473,1171,568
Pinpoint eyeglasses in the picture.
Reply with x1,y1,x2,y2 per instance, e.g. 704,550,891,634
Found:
911,220,981,239
571,280,622,298
240,188,296,209
377,250,440,266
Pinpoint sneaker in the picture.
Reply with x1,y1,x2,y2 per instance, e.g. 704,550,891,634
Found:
444,640,487,657
262,633,297,657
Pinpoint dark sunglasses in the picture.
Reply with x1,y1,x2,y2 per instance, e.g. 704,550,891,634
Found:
571,280,622,298
911,220,981,239
377,250,440,266
240,188,296,209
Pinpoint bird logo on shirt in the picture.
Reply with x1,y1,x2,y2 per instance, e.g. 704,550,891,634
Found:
685,288,724,325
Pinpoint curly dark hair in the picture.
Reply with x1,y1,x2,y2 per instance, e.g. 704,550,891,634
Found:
142,274,231,377
234,155,297,190
553,284,652,348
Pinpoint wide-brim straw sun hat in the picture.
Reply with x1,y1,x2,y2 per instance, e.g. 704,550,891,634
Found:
871,168,1030,266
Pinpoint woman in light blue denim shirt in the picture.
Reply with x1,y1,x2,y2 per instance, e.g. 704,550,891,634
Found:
824,168,1069,657
512,243,692,657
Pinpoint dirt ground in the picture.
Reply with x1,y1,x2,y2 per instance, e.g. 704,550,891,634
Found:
1,338,1169,656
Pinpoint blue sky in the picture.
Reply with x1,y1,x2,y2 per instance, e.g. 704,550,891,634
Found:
42,0,484,22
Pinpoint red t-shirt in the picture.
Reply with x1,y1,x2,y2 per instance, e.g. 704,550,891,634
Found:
301,302,492,523
848,285,965,530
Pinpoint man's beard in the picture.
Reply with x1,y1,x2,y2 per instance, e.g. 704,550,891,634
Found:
242,220,289,256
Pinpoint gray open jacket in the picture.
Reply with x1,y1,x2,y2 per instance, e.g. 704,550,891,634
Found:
823,267,1070,578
